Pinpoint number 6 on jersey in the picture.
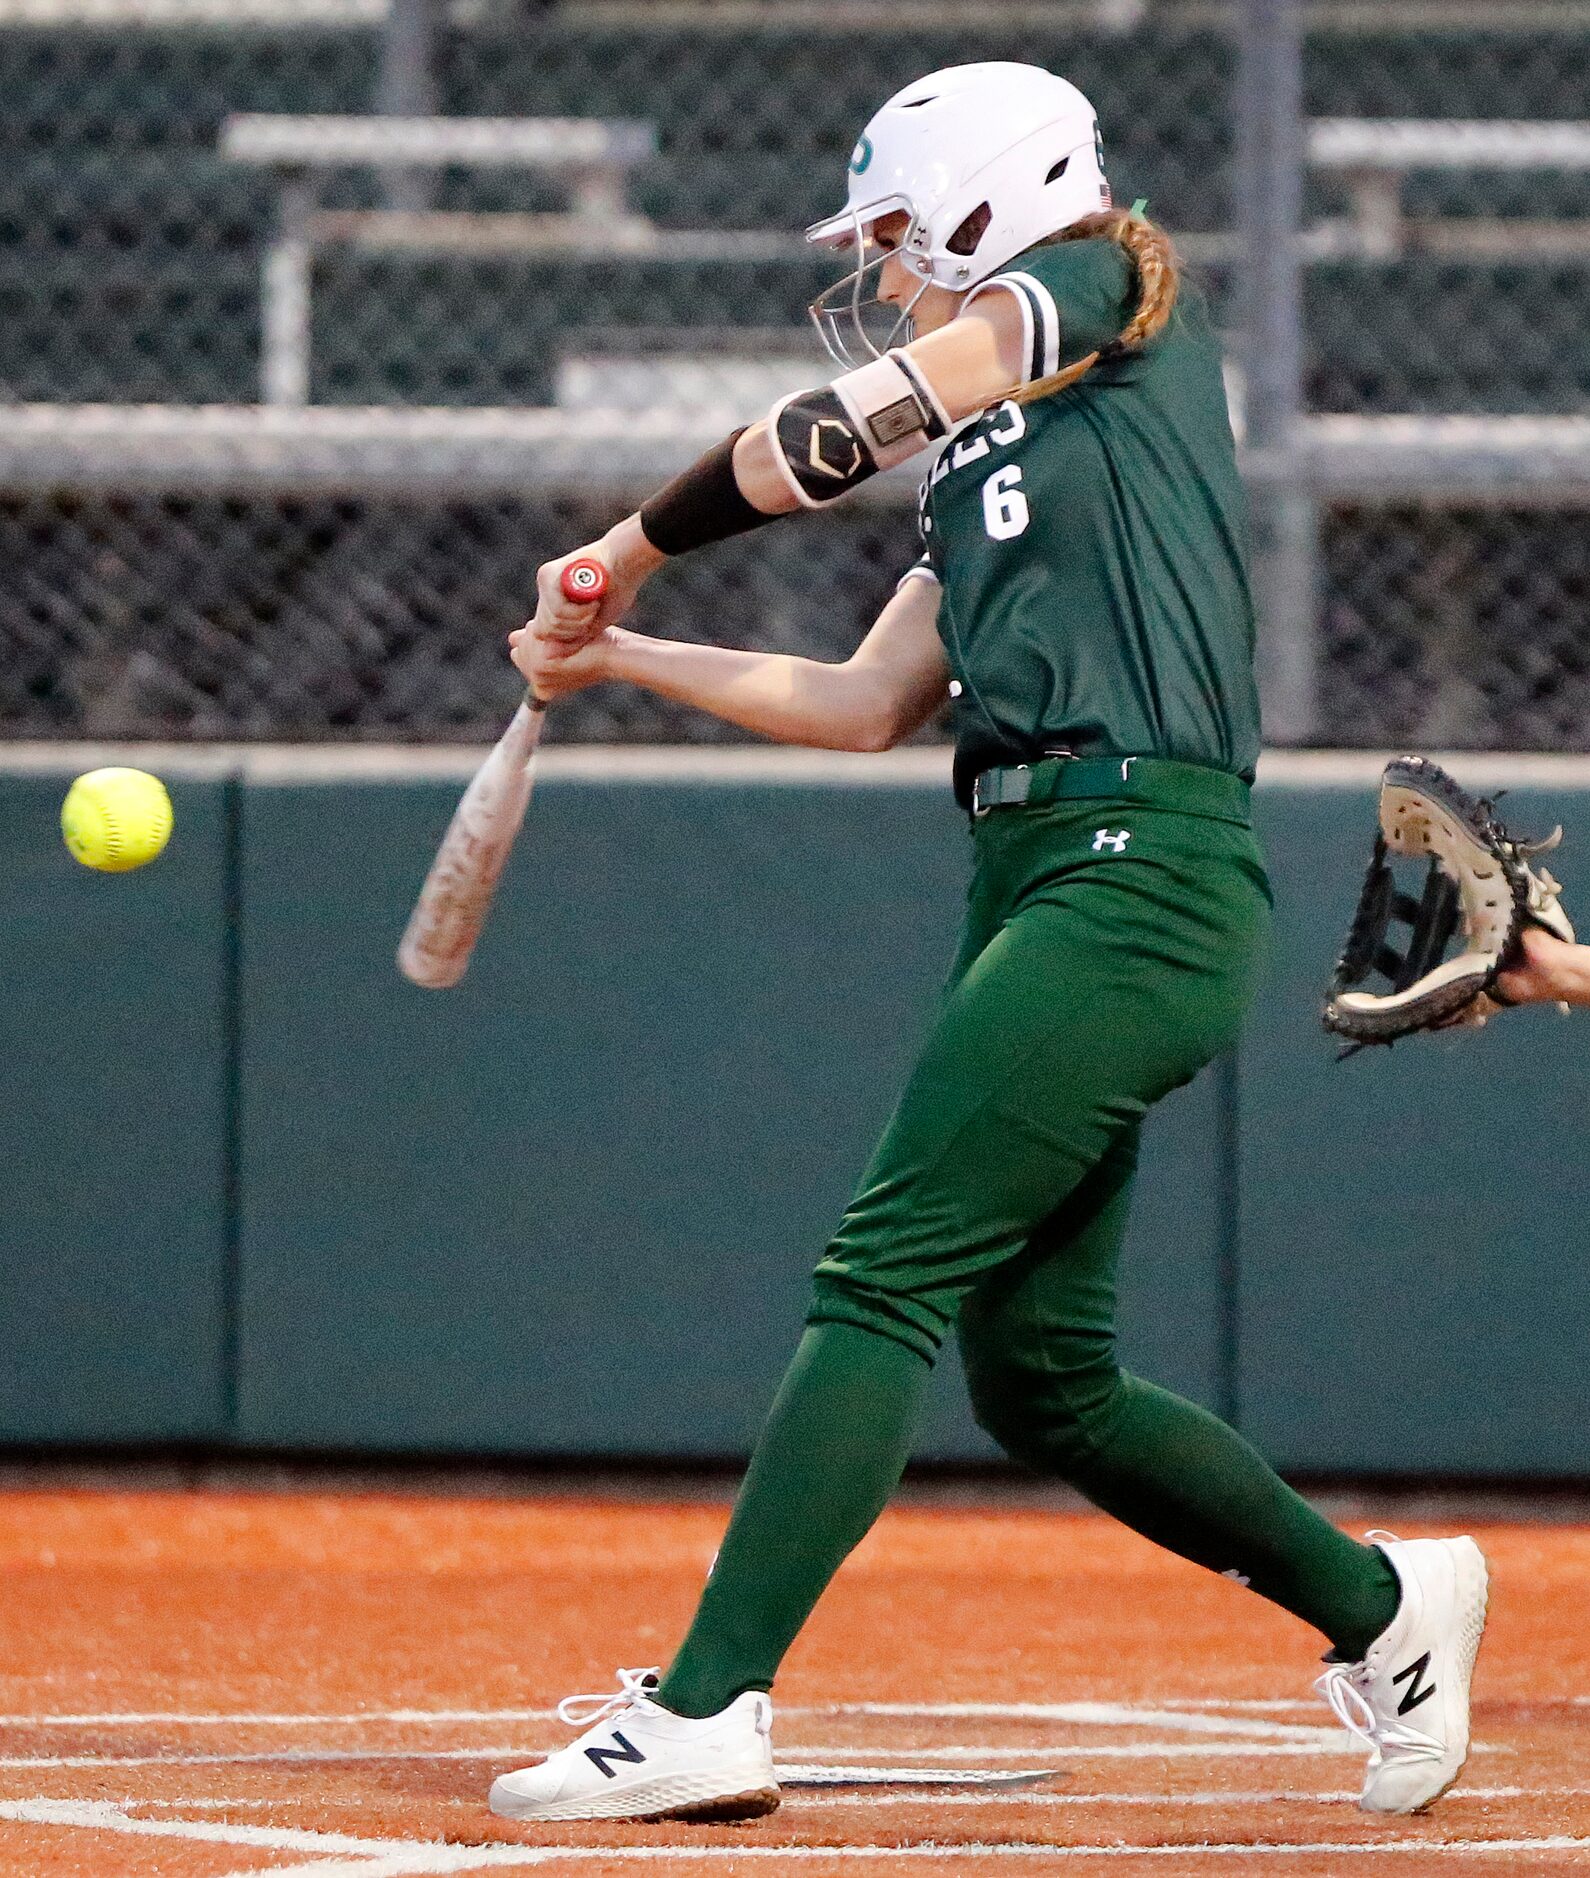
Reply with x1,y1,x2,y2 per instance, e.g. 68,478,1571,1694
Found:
982,465,1030,541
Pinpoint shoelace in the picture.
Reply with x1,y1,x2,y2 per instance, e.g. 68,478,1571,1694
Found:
556,1666,661,1730
1315,1529,1404,1749
1314,1662,1379,1745
1315,1661,1443,1763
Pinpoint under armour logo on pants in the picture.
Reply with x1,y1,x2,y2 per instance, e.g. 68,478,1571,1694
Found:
1092,828,1132,853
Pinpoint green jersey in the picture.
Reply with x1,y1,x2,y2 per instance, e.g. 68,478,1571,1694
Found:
909,237,1262,805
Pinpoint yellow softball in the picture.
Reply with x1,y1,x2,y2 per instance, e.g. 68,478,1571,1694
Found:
61,767,174,873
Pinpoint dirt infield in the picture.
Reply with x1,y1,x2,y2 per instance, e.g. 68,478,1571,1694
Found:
0,1484,1586,1874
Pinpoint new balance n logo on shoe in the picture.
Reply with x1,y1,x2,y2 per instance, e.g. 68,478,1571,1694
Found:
585,1731,647,1780
1093,828,1132,853
1392,1650,1436,1716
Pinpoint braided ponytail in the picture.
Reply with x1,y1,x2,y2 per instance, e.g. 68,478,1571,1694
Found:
1012,207,1181,406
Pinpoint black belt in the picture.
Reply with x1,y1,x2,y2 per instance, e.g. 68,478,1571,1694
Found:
970,755,1252,824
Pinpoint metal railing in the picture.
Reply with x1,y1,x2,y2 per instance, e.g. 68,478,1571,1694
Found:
1,0,1588,749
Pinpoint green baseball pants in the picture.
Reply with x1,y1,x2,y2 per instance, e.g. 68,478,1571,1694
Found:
658,759,1398,1719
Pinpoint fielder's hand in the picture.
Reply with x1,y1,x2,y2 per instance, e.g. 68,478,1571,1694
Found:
1494,926,1590,1009
1436,929,1584,1031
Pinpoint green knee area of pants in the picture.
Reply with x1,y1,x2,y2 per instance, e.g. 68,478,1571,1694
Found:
808,787,1272,1362
658,777,1401,1719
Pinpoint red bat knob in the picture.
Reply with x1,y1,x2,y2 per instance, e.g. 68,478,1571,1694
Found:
560,558,609,604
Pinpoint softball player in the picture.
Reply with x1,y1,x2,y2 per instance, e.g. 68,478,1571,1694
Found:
490,63,1487,1825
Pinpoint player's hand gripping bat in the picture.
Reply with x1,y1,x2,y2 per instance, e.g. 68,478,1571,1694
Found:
396,557,609,989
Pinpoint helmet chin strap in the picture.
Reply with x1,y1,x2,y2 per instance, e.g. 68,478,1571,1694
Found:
808,207,934,369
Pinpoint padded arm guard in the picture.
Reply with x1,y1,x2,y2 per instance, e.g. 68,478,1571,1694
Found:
770,350,950,509
1323,755,1576,1050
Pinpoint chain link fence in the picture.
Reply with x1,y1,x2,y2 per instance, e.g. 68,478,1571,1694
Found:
1,1,1588,746
9,492,1588,750
1321,506,1590,749
0,491,917,741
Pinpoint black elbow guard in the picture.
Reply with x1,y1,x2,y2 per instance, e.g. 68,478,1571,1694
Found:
772,387,880,506
771,350,949,508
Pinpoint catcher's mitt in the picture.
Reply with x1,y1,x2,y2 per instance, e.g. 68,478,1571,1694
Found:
1323,755,1575,1049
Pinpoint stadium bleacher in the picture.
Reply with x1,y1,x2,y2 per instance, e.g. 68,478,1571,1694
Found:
2,12,1586,410
0,3,1587,748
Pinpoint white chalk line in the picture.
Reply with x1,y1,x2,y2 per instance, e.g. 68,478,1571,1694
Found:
1155,1700,1316,1712
211,1857,548,1878
124,1784,1559,1814
0,1748,515,1769
99,1780,1569,1810
779,1766,1058,1788
218,1839,1590,1872
6,1799,1590,1876
134,1796,278,1808
788,1785,1560,1811
214,1865,435,1878
0,1708,563,1728
0,1797,420,1856
115,1784,1575,1816
0,1700,1328,1738
0,1696,1372,1776
842,1704,1338,1742
787,1744,1383,1762
0,1740,1385,1770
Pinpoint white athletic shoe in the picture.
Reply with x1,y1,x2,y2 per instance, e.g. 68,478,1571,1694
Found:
1314,1532,1489,1815
488,1667,779,1824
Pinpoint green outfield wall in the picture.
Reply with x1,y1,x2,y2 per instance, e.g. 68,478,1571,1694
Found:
2,747,1586,1474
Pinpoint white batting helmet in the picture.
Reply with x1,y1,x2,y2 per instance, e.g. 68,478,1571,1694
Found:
807,62,1111,363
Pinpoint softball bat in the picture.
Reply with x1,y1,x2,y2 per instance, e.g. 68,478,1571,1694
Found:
396,557,609,989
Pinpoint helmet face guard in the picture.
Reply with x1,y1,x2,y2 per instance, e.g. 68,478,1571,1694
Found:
806,201,934,369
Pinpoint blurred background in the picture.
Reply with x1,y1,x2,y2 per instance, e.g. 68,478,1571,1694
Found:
0,0,1587,749
1,0,1588,1478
